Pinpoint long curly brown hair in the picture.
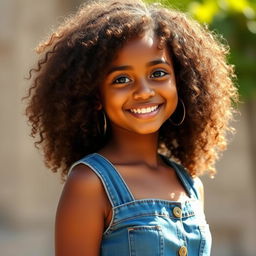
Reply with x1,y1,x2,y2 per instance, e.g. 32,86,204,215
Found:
23,0,238,180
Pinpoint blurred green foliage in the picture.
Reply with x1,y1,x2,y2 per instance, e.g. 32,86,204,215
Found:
145,0,256,99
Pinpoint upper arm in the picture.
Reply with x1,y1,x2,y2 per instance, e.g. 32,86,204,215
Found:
55,164,108,256
194,177,204,209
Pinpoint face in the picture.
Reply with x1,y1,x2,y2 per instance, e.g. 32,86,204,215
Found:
99,32,178,135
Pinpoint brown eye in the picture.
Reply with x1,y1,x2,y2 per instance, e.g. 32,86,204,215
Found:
150,70,168,78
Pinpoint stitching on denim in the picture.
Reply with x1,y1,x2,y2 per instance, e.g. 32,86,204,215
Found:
68,158,116,206
128,228,132,256
111,212,196,228
68,159,117,236
87,155,118,204
127,225,162,231
94,153,135,201
67,160,83,176
128,228,136,256
84,159,119,235
176,220,184,241
113,199,197,215
103,207,116,236
198,225,207,256
113,198,197,211
159,227,164,256
113,213,170,227
82,161,116,207
179,218,188,248
127,225,164,256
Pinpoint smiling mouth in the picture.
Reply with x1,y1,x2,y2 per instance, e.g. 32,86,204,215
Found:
127,104,162,118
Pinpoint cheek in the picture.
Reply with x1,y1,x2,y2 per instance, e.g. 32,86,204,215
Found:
162,84,178,113
102,90,126,114
162,82,178,101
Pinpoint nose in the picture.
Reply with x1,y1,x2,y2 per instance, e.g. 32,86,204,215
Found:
133,80,155,100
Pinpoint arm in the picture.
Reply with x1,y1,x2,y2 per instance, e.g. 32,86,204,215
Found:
55,164,108,256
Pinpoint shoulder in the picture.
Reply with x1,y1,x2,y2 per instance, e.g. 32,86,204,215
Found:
62,163,110,208
56,163,110,234
66,163,103,193
55,164,109,255
59,163,110,215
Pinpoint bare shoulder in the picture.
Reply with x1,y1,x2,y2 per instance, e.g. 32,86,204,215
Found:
55,163,109,256
64,163,104,195
57,163,110,220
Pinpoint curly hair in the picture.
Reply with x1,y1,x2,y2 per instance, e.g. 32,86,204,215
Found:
23,0,238,180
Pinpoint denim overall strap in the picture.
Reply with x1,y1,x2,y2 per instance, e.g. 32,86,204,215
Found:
160,155,199,199
68,153,135,207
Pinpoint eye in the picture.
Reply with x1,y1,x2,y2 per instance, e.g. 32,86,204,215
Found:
113,76,131,84
150,70,168,78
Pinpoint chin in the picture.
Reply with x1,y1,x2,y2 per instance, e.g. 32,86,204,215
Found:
132,126,160,135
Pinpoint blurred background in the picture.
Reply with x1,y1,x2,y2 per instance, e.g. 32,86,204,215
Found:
0,0,255,255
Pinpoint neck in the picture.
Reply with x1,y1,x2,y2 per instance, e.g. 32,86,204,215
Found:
101,127,160,168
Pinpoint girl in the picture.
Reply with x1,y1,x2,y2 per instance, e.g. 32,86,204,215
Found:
24,0,238,255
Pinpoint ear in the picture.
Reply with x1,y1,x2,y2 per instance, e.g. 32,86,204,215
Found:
96,102,103,110
95,92,103,110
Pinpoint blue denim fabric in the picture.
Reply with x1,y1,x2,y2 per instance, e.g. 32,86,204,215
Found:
69,153,212,256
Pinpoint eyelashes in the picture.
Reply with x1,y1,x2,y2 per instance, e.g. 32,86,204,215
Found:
113,76,132,84
112,70,169,85
150,70,168,78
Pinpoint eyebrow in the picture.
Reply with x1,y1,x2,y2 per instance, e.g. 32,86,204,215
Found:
107,59,171,74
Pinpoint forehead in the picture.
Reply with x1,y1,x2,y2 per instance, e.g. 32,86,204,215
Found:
111,33,172,65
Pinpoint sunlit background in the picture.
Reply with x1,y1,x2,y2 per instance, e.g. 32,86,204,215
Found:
0,0,255,255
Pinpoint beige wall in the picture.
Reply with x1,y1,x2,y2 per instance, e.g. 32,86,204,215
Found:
202,103,256,256
0,0,255,255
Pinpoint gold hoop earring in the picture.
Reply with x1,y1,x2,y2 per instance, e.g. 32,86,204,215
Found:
97,110,107,136
169,98,186,126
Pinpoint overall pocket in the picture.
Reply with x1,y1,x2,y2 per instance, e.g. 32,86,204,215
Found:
198,224,212,256
128,225,164,256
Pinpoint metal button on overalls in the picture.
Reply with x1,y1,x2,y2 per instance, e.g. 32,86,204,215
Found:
173,206,182,218
178,245,188,256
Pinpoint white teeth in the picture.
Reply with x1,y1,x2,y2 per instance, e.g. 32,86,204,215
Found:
130,105,159,114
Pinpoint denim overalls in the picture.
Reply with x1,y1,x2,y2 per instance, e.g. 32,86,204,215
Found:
69,153,212,256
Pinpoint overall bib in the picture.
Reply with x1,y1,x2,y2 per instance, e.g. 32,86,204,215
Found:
69,153,212,256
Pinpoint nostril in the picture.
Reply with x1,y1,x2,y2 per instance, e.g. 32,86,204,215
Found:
133,88,155,100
